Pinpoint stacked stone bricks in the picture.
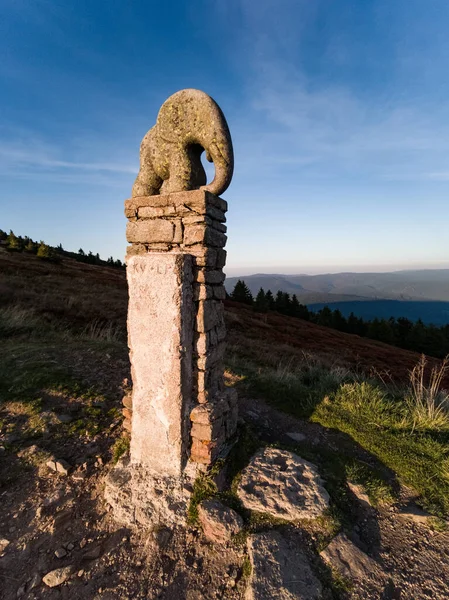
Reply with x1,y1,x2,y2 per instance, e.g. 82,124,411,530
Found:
124,189,238,466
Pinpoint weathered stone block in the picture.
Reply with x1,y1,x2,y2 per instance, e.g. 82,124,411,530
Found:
186,246,217,267
196,299,224,333
138,206,165,218
216,249,227,269
126,220,174,244
127,253,194,476
198,500,243,544
184,223,206,246
190,396,230,424
191,419,223,442
213,285,227,300
173,220,183,243
197,342,225,371
126,244,147,256
122,407,132,420
195,269,226,285
193,284,214,301
211,220,227,233
122,395,133,410
209,327,219,347
195,333,209,356
206,206,226,222
125,190,228,217
191,439,218,464
205,227,227,248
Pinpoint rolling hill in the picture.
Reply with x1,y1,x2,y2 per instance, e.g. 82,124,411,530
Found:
225,269,449,324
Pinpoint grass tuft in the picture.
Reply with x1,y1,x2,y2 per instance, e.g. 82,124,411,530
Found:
405,355,449,432
112,436,130,464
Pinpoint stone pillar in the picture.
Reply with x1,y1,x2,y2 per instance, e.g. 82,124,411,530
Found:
124,190,238,472
105,88,237,528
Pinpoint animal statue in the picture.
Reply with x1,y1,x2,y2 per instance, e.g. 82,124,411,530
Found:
132,89,234,197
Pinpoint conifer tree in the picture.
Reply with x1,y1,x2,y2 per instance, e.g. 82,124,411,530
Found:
37,242,53,259
254,288,269,312
265,290,275,310
231,280,253,305
7,230,21,250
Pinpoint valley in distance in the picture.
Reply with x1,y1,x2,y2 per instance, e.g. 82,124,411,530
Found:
225,268,449,326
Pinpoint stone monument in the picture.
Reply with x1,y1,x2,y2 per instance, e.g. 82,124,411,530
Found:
105,89,238,528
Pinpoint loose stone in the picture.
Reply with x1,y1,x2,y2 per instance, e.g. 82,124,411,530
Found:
246,531,322,600
42,566,73,588
198,499,243,544
320,533,379,581
237,448,329,521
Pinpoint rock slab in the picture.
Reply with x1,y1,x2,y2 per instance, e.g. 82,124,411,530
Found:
320,533,378,581
246,531,322,600
237,448,329,520
198,499,243,544
42,566,73,588
127,253,194,476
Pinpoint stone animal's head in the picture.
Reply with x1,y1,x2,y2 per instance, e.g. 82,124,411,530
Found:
132,89,234,197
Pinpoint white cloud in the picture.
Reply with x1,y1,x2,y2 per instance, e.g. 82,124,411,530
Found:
0,132,137,183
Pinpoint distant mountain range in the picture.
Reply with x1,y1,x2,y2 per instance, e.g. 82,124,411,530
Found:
225,269,449,325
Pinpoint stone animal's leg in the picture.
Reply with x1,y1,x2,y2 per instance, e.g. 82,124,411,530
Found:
161,143,207,194
132,129,163,197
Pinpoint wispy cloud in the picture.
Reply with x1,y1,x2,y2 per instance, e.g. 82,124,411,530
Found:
218,0,449,184
0,132,137,185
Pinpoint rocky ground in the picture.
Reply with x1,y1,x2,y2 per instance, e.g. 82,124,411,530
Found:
2,379,449,599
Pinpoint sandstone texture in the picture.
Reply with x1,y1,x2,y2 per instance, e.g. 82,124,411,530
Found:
127,253,194,476
104,457,193,529
132,89,233,197
198,499,243,544
245,531,322,600
42,566,73,588
124,189,237,470
320,533,379,581
237,448,329,520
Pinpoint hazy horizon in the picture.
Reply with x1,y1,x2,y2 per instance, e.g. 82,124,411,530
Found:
225,262,449,278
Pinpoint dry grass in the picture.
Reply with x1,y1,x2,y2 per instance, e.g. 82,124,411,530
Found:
406,355,449,431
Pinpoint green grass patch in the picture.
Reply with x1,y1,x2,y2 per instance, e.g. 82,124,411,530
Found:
228,353,449,517
112,436,130,464
345,460,395,507
312,382,449,516
187,474,219,525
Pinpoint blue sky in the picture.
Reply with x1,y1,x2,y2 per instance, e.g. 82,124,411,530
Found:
1,0,449,275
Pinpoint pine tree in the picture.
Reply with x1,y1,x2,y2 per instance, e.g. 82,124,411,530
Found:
265,290,275,310
231,280,253,305
24,240,37,254
254,288,269,313
7,230,21,251
36,242,53,259
317,306,333,327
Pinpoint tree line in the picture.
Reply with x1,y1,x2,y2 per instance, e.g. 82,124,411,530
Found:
230,280,449,359
0,229,124,268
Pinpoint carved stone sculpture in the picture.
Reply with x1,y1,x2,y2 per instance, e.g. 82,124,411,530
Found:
105,89,237,530
132,89,234,197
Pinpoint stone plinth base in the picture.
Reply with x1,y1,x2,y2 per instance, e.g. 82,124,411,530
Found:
104,457,201,529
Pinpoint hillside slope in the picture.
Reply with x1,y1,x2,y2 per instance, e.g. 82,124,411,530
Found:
0,249,445,382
